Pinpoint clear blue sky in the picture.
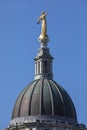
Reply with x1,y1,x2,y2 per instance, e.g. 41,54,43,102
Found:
0,0,87,129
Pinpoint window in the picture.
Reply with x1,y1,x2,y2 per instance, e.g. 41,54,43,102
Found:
43,61,48,73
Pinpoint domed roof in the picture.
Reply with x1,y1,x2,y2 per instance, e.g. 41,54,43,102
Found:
12,78,77,120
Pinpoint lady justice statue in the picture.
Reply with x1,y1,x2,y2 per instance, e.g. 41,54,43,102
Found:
37,11,49,46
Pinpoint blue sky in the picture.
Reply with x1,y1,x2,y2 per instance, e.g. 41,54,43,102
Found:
0,0,87,129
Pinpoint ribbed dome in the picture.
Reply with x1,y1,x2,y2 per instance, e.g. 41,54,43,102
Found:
12,78,77,120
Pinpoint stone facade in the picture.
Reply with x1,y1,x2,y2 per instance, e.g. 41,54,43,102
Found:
5,118,86,130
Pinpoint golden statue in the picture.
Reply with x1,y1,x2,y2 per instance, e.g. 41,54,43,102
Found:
37,11,49,44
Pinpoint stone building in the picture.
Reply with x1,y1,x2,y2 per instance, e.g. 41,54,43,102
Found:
4,12,86,130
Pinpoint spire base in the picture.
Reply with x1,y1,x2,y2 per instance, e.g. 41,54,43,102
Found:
34,73,53,80
38,35,49,48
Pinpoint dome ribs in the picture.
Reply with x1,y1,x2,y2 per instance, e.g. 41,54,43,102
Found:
42,79,52,115
12,87,27,118
59,86,77,119
28,79,40,115
12,79,77,121
40,78,44,115
47,79,54,115
18,81,36,117
49,80,66,116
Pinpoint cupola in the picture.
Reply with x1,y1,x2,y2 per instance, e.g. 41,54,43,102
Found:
9,12,78,129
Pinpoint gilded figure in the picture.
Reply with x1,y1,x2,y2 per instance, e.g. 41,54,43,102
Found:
37,11,49,43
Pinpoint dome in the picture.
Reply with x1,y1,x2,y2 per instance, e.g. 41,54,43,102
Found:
12,78,77,121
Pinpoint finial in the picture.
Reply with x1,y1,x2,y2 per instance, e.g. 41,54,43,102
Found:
37,11,49,47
